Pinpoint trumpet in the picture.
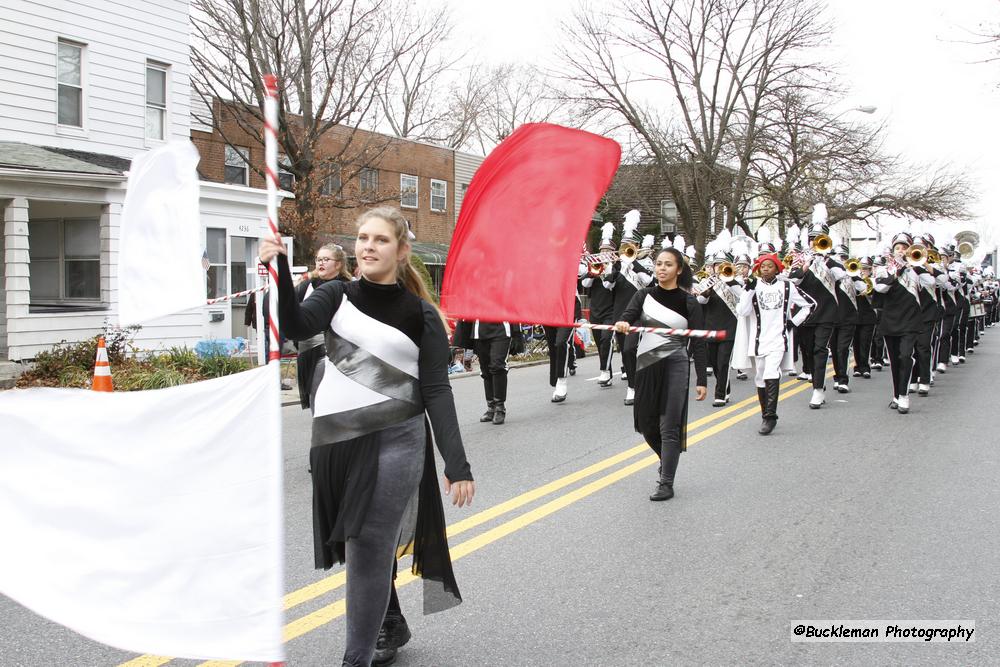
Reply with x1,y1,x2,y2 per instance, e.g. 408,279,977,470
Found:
811,233,833,254
717,261,736,280
619,241,639,261
845,257,862,277
906,243,927,267
587,261,606,278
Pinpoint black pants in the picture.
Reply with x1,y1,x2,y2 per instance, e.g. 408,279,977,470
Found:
829,322,856,385
544,325,572,387
639,353,688,486
937,314,955,366
870,324,886,365
798,324,833,389
707,339,734,400
852,323,875,374
593,324,614,371
910,322,933,384
614,331,639,388
952,317,966,357
885,334,916,399
474,337,510,403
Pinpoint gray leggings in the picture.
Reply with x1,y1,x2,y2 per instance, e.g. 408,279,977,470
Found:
343,415,425,667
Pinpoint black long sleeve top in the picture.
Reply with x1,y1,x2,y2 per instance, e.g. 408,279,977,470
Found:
619,285,708,387
275,255,472,482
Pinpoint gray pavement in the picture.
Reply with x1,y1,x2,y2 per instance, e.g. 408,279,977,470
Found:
3,337,1000,666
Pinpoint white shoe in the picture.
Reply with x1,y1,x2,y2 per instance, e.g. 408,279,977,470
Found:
797,372,812,381
706,367,714,377
624,387,635,405
598,370,612,386
620,370,627,380
909,383,918,392
809,388,825,409
551,378,568,403
712,397,727,407
950,355,960,364
936,363,947,373
918,383,930,396
833,381,843,391
787,369,798,377
897,395,910,414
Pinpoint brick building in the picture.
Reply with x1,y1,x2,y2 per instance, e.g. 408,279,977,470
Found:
192,102,460,246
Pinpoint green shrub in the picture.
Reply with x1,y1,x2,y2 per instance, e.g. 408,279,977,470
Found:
198,353,252,378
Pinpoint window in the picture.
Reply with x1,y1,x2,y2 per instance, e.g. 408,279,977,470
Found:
430,179,447,212
319,165,341,196
205,228,228,299
57,40,83,127
29,218,100,303
400,174,418,209
145,63,168,141
660,199,678,234
278,154,295,191
359,167,378,195
224,145,249,186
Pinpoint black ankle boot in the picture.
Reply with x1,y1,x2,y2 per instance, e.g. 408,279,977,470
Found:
492,401,506,425
480,400,496,422
758,418,777,435
372,611,411,666
649,482,674,501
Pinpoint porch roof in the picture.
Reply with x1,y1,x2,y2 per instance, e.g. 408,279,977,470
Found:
0,142,130,176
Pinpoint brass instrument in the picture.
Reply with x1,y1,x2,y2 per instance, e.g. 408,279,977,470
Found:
717,261,736,280
927,249,941,265
956,230,980,259
862,276,874,296
587,261,606,278
694,269,710,281
845,257,862,277
905,243,927,267
635,247,653,260
619,241,639,261
811,233,833,254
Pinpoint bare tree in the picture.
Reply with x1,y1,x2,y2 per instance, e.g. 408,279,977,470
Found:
472,64,563,153
191,0,440,256
752,87,975,239
558,0,831,261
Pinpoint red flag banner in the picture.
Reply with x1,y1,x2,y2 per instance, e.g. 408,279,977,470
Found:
440,123,621,326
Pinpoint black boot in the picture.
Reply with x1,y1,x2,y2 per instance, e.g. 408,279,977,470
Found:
649,482,674,501
480,377,495,422
480,399,496,422
759,379,779,436
756,386,767,413
492,401,506,425
372,610,411,666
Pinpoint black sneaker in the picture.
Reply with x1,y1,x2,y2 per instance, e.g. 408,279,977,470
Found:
373,613,411,666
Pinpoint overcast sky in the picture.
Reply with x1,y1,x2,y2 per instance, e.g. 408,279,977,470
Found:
448,0,1000,254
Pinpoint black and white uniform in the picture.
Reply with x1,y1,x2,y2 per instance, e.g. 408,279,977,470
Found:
453,320,513,408
619,285,707,487
937,270,959,367
853,282,878,376
830,269,862,388
582,267,615,372
910,267,939,386
872,265,923,401
275,256,472,666
696,279,741,401
789,256,844,389
544,296,583,387
608,258,652,388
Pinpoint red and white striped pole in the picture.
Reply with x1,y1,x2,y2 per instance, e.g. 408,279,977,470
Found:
263,74,281,364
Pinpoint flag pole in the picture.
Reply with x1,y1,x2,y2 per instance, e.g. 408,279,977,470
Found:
577,322,727,340
263,74,281,364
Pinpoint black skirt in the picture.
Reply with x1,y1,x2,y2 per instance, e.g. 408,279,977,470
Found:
309,418,463,614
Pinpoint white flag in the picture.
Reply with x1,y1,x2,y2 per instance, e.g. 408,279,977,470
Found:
118,141,204,326
0,365,284,662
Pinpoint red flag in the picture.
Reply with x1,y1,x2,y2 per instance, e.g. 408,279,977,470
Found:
440,123,621,326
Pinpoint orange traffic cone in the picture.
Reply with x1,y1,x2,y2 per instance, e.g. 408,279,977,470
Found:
92,336,113,392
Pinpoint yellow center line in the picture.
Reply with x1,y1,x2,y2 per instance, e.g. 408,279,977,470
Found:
192,374,823,667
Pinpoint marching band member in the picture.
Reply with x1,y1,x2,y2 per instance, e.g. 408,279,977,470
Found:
829,243,864,393
452,318,514,425
872,232,924,414
786,204,843,409
732,248,753,381
607,210,653,405
907,234,940,396
697,232,742,406
614,246,707,501
731,252,814,435
545,289,583,403
581,225,618,387
935,245,959,373
852,257,877,379
952,259,971,363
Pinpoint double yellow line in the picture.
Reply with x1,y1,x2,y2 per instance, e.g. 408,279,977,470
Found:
119,372,827,667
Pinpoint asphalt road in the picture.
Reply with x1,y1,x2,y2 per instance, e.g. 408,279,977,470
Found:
4,335,1000,666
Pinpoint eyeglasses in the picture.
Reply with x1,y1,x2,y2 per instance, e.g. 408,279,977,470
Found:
315,257,336,264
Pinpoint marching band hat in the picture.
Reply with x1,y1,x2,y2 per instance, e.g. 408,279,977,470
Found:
891,231,914,248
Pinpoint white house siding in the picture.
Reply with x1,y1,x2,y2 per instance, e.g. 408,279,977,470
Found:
0,0,191,157
0,176,280,361
454,151,484,221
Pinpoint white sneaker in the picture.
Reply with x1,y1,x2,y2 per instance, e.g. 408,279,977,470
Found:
551,378,568,403
833,381,843,391
788,369,798,377
909,383,918,392
809,388,825,409
624,387,635,405
897,395,910,414
712,397,727,407
918,383,930,396
598,370,612,386
620,370,627,380
936,363,947,373
797,372,812,381
950,355,960,364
